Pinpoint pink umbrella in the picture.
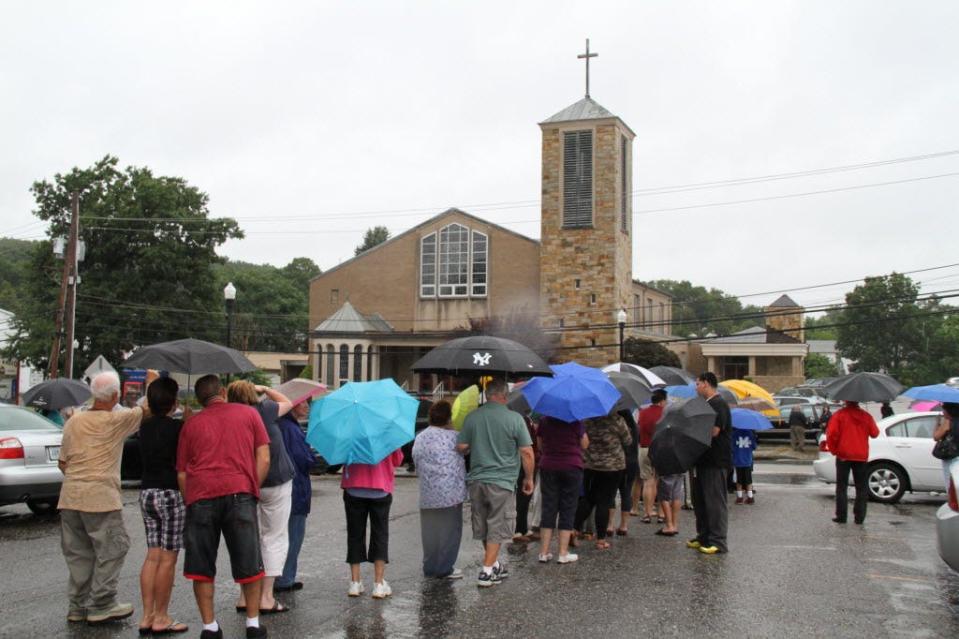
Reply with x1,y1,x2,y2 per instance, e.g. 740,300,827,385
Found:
909,400,940,412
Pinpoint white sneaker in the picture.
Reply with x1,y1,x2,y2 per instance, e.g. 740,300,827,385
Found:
348,581,365,597
538,553,554,563
444,568,464,580
371,580,392,599
557,553,579,564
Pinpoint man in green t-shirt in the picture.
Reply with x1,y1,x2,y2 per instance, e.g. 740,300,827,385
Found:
457,379,534,587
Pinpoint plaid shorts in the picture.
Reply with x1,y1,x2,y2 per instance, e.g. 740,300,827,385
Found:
139,488,186,551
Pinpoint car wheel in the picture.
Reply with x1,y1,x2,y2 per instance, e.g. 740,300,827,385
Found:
867,462,907,503
26,498,59,516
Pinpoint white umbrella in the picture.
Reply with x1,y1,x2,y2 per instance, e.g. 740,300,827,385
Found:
601,362,666,388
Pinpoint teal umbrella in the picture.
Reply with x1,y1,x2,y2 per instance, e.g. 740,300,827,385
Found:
306,379,417,466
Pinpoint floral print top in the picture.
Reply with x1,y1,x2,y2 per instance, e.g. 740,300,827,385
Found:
411,426,467,509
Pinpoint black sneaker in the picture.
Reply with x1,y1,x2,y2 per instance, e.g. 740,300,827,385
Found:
476,569,500,588
200,630,224,639
246,626,268,638
493,563,509,580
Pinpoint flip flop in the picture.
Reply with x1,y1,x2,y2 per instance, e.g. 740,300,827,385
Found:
655,529,668,536
595,540,611,550
664,531,678,536
152,621,189,635
259,602,290,615
616,529,628,536
605,529,614,537
640,516,652,524
139,627,153,636
657,517,666,524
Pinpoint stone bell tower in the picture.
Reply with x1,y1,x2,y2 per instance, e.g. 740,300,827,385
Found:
539,40,636,366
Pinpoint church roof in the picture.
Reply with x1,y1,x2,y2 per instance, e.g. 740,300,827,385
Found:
314,301,394,333
706,325,800,344
541,97,616,124
768,294,800,308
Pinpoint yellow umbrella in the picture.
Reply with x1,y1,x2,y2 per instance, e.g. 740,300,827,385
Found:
719,379,779,417
452,384,480,431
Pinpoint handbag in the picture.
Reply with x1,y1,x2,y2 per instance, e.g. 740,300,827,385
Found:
932,433,959,461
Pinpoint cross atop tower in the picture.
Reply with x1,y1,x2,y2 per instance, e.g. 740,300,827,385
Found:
577,38,598,98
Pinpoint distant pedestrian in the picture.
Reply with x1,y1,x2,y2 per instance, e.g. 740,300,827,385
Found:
880,402,895,419
573,410,632,550
826,400,879,525
536,415,588,563
411,401,467,579
638,390,667,523
137,377,189,635
933,403,959,491
688,372,732,555
58,371,150,626
788,405,808,452
274,398,317,593
456,379,534,587
342,447,405,598
176,374,271,639
228,381,295,614
732,427,757,505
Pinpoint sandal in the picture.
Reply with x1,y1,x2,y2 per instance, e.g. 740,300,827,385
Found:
605,529,615,537
595,540,611,550
657,517,666,524
640,516,652,524
616,529,628,536
152,621,189,635
259,602,290,615
655,529,669,536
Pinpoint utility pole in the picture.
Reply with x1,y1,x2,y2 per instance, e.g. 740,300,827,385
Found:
48,192,79,379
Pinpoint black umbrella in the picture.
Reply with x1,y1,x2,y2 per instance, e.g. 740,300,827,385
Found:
648,396,716,475
823,372,904,403
411,335,552,377
650,365,696,386
607,371,653,411
716,386,739,406
22,378,92,410
507,385,532,414
122,338,257,375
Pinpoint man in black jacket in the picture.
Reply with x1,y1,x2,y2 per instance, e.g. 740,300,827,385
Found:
688,372,732,555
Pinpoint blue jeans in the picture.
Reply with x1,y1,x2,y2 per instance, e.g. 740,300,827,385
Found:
276,514,307,587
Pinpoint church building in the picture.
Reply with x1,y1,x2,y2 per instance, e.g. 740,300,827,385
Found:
308,51,673,389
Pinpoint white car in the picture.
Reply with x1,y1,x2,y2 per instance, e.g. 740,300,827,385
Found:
813,411,944,503
937,463,958,572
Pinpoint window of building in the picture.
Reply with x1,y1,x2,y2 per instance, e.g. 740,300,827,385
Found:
339,344,349,382
330,289,339,304
471,230,487,297
575,278,581,289
633,294,641,323
590,293,596,305
325,344,334,384
438,223,469,297
659,302,666,335
353,345,363,381
563,130,593,228
420,233,436,297
621,136,629,233
647,300,654,330
366,346,374,381
722,357,749,380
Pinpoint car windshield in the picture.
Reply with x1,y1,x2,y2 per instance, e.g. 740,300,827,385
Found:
0,406,62,431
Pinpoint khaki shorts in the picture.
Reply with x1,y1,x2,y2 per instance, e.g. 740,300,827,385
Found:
639,448,656,481
468,482,516,544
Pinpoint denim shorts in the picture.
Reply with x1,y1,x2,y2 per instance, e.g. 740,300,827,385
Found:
183,493,263,583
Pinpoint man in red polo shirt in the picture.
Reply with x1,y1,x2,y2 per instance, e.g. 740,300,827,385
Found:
176,375,271,639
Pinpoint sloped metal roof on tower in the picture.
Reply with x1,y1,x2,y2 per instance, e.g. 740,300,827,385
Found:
314,301,394,333
541,97,616,124
768,294,801,308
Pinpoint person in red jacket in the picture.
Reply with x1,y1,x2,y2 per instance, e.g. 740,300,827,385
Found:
825,401,879,524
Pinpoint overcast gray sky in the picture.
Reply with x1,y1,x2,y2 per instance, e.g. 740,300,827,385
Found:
3,1,958,310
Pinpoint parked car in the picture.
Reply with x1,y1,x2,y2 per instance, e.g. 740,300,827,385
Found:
757,403,825,443
937,463,959,572
0,404,64,514
813,411,944,503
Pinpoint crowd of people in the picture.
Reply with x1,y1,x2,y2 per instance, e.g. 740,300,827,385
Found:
51,367,958,637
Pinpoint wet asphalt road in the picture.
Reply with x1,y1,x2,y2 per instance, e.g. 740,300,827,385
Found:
1,464,957,639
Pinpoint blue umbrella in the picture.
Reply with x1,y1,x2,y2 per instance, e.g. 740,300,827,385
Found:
902,384,959,404
521,362,621,422
306,379,418,466
730,407,773,431
665,384,696,399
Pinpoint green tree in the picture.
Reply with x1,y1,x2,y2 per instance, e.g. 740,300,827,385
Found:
804,352,839,379
281,257,321,291
804,309,842,340
835,273,924,380
5,156,242,372
648,279,763,337
623,337,681,368
0,238,37,311
354,226,391,256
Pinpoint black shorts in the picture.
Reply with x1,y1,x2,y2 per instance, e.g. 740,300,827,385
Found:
735,465,753,486
183,493,264,583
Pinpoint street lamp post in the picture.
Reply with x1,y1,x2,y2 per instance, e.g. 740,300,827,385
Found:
224,282,237,349
617,308,628,362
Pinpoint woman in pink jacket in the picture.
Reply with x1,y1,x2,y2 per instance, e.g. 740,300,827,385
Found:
341,448,405,599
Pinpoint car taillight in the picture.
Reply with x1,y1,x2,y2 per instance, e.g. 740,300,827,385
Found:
949,478,958,512
0,437,24,459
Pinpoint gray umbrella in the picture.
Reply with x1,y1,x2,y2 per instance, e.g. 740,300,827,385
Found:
823,372,904,403
122,338,256,374
607,371,654,411
648,396,717,475
22,378,92,410
650,365,696,386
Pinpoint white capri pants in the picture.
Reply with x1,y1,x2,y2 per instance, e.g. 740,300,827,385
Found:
258,480,293,576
